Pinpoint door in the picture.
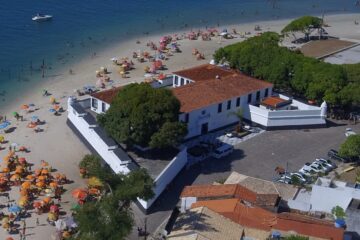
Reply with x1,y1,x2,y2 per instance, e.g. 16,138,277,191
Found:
201,123,208,135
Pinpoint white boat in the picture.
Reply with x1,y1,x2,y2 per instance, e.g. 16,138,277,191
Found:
32,13,53,22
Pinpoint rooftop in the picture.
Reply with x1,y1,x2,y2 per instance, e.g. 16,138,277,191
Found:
324,44,360,64
168,206,269,240
260,96,292,109
300,39,356,58
173,64,236,82
225,172,299,201
90,86,122,104
172,72,273,113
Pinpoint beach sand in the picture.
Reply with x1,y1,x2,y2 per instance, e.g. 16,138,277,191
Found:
0,13,360,240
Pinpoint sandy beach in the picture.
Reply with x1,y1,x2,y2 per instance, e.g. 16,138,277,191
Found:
1,13,360,240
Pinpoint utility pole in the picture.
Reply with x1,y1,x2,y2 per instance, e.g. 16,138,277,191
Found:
42,59,45,78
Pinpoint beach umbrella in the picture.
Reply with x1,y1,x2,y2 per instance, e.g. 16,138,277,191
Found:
70,203,80,211
49,182,58,188
0,121,10,130
88,188,100,195
48,212,57,221
11,142,18,148
38,175,46,181
12,112,18,116
28,103,35,107
88,177,103,188
33,201,41,208
41,169,49,175
20,188,28,196
36,181,45,188
55,219,67,231
2,217,9,224
21,181,31,189
18,157,26,164
6,237,14,240
31,116,39,122
26,175,34,180
10,174,20,181
43,197,52,204
21,104,29,110
0,135,4,142
18,198,28,207
2,167,10,173
65,216,77,228
41,160,49,167
72,189,87,200
49,108,56,113
50,96,56,104
8,205,22,213
50,205,59,212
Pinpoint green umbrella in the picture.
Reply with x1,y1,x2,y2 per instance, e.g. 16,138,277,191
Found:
71,203,80,211
12,112,18,116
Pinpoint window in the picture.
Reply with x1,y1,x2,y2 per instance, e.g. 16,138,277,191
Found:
202,110,206,115
102,102,106,112
227,100,231,110
256,91,260,101
91,98,98,109
184,113,189,123
247,94,252,103
180,78,184,85
218,103,222,113
264,88,269,98
174,76,178,85
236,97,241,107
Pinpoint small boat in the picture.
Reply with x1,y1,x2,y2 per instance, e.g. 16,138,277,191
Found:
32,13,53,22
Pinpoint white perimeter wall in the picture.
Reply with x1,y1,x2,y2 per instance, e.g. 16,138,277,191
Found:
137,148,188,209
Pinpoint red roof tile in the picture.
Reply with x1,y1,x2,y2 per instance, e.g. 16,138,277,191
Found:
173,64,236,82
172,73,273,113
191,198,239,213
90,87,122,104
181,184,238,198
261,96,291,109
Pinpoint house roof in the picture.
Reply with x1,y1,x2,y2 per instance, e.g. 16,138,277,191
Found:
168,206,269,240
172,73,273,113
192,199,344,240
261,96,292,109
225,172,299,201
90,86,122,104
191,199,239,213
173,64,236,82
181,184,238,198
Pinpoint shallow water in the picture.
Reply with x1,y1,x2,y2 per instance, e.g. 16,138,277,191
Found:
0,0,359,107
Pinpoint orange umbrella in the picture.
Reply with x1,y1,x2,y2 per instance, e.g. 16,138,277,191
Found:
2,167,10,173
41,160,49,167
21,181,31,189
36,181,45,188
43,197,52,204
26,175,35,180
3,155,10,162
49,182,58,188
54,173,61,179
15,168,23,175
6,237,14,240
72,189,87,200
41,169,49,175
20,189,28,196
33,201,41,208
21,104,29,110
54,105,60,110
35,169,41,176
10,174,20,181
38,175,46,181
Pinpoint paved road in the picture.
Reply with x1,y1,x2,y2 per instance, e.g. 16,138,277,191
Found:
129,120,360,239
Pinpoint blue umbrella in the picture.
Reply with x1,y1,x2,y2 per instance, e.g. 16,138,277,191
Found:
9,205,22,213
28,103,35,107
31,116,39,122
0,121,10,130
49,109,56,113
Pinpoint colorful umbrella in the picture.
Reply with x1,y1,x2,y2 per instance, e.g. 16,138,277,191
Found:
2,167,10,173
10,174,20,181
31,116,39,122
21,181,31,189
33,201,42,208
26,175,35,180
0,121,10,130
43,197,52,204
41,169,49,175
0,135,4,142
70,203,80,211
12,112,18,116
36,181,45,188
8,205,22,213
21,104,29,110
88,177,103,188
18,157,26,164
49,182,58,188
72,189,87,200
50,205,59,212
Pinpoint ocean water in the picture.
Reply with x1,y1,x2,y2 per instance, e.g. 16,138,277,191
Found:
0,0,359,107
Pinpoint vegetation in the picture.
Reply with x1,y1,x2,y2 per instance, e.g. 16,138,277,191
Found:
331,205,346,219
281,16,323,40
228,108,244,132
284,235,309,240
214,31,360,111
98,83,187,148
73,155,154,240
339,135,360,160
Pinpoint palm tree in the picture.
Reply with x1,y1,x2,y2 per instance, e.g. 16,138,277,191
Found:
228,108,243,133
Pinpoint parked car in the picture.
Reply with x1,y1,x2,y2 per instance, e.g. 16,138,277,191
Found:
328,149,349,163
211,143,234,159
310,162,326,173
290,172,307,183
299,168,314,177
301,163,314,172
277,175,292,184
315,158,337,169
345,128,356,137
312,161,331,173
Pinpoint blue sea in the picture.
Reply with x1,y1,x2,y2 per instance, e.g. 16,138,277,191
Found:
0,0,359,107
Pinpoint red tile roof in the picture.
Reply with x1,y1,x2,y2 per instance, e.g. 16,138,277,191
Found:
173,64,236,82
261,96,291,109
192,199,344,240
172,72,273,113
90,86,122,104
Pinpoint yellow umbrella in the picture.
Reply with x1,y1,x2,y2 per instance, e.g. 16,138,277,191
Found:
48,212,57,221
88,177,103,188
0,135,4,143
18,198,28,207
50,96,56,104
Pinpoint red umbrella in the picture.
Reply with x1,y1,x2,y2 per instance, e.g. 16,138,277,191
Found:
50,204,59,212
72,189,87,200
18,157,26,164
33,201,41,208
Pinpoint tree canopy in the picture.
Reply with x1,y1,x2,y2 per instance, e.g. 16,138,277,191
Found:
98,83,187,148
73,155,154,240
213,32,360,110
281,16,322,40
339,135,360,160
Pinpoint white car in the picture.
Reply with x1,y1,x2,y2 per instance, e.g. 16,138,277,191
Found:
315,158,337,169
290,172,307,183
299,168,313,177
310,163,326,173
345,128,356,137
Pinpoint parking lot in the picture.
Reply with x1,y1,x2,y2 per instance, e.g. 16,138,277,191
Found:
130,120,360,239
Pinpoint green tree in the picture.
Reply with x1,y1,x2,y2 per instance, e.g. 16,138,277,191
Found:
331,205,346,219
284,236,309,240
98,83,186,148
281,16,323,41
79,155,107,179
228,108,244,132
150,122,188,149
339,135,360,160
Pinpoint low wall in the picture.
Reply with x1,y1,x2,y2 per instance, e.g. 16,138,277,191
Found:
138,148,188,210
